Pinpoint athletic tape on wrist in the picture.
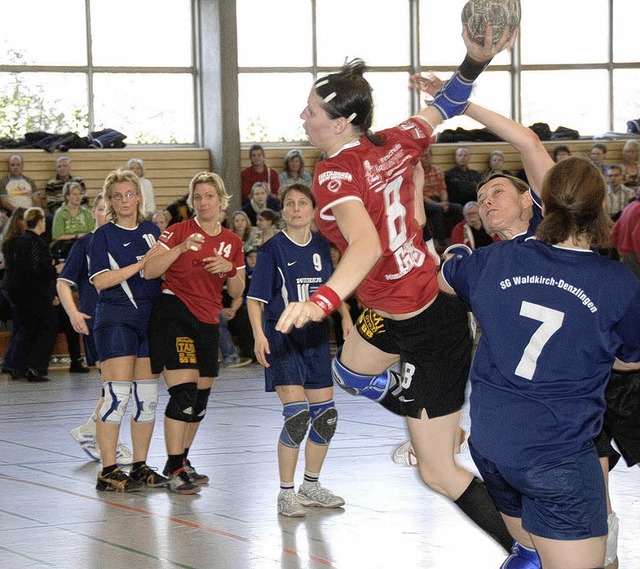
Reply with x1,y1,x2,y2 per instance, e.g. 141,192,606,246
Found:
309,285,341,316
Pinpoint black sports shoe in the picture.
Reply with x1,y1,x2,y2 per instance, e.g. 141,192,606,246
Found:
129,464,168,488
96,468,143,492
69,360,90,373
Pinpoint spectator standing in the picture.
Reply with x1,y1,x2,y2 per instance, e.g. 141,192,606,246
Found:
0,155,39,214
5,207,58,382
126,158,156,219
606,164,634,220
241,144,280,204
279,149,312,188
445,146,483,206
45,156,87,214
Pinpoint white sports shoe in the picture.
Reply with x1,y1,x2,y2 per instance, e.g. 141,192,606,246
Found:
70,423,100,461
297,482,345,508
392,430,470,467
392,440,417,466
277,489,305,517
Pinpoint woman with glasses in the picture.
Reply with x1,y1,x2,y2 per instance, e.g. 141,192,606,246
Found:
89,169,165,493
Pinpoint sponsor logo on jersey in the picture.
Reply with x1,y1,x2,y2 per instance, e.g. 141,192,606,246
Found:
123,242,131,247
318,171,353,193
287,261,297,266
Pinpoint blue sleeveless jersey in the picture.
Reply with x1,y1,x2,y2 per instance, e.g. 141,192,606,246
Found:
58,232,98,317
89,221,162,325
443,237,640,467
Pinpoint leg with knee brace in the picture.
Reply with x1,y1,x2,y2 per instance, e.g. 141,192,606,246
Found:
332,350,400,402
193,388,212,423
131,379,159,423
99,381,132,424
279,402,310,448
308,400,338,445
500,542,541,569
165,382,198,423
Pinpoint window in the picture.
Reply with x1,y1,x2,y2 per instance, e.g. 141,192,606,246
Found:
237,0,640,142
0,0,195,144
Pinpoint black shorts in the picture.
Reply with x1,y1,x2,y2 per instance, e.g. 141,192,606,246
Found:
601,370,640,467
356,293,473,419
149,294,219,378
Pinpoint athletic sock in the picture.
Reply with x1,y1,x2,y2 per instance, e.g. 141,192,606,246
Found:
280,481,294,492
454,477,513,552
166,454,183,474
101,464,118,476
302,471,319,488
182,448,190,461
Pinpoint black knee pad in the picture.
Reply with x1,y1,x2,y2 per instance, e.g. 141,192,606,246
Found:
165,382,198,422
193,388,212,423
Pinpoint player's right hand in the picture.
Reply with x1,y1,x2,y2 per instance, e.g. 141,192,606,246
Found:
276,301,326,333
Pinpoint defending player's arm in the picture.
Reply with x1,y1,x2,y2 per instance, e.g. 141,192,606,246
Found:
437,244,473,296
464,102,553,195
247,298,271,368
612,358,640,372
92,243,162,291
276,199,381,333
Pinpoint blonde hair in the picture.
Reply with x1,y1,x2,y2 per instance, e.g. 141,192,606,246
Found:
187,172,230,210
102,169,145,224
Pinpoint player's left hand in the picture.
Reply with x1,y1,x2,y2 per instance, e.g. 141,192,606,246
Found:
202,252,233,275
410,72,445,98
463,24,518,63
276,301,326,333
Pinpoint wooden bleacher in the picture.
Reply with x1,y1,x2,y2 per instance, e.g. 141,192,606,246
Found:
0,147,212,211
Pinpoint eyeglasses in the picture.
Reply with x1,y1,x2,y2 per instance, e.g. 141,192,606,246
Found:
111,191,137,201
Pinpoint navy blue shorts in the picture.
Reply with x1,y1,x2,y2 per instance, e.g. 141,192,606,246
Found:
263,320,332,392
82,330,99,367
470,442,607,540
94,320,151,361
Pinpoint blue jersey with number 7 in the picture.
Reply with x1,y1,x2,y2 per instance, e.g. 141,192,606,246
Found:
442,237,640,467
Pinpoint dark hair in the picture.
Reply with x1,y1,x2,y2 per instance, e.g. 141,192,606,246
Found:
591,142,607,153
607,164,623,175
249,144,264,158
1,207,27,255
478,172,530,194
278,183,316,209
314,58,383,146
536,157,610,248
552,144,571,161
257,208,280,226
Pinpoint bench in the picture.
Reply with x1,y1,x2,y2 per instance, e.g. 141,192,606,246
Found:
241,139,628,182
0,148,212,211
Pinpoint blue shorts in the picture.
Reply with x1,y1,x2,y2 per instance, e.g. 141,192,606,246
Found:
263,320,332,392
93,319,151,361
470,442,607,540
82,330,99,367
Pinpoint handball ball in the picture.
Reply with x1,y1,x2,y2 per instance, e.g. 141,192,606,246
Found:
461,0,521,45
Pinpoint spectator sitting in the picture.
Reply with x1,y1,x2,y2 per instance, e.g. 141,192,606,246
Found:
606,164,634,220
553,144,572,162
483,150,513,178
230,209,261,252
242,182,281,225
419,147,462,246
621,140,640,194
45,156,87,214
279,148,312,188
0,155,40,214
445,146,483,207
450,201,496,250
151,210,169,232
50,181,94,262
256,208,280,246
126,158,156,219
590,142,608,175
241,144,280,205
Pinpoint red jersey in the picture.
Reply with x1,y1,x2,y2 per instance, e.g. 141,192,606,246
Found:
158,218,245,324
240,165,280,204
313,118,440,313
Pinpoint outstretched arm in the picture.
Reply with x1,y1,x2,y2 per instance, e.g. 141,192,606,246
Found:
464,103,554,195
